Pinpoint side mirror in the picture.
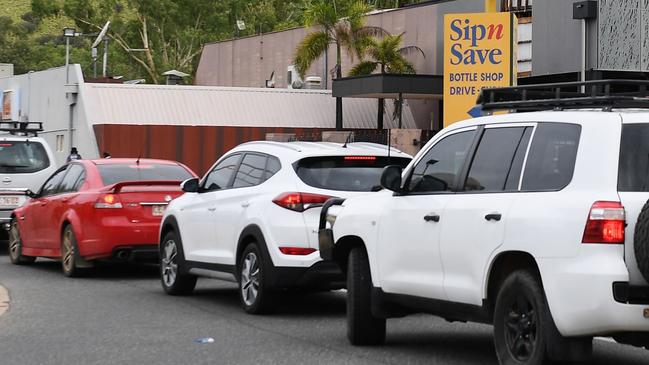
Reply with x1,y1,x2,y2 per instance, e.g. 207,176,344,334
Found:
380,165,403,192
181,178,199,193
26,190,38,199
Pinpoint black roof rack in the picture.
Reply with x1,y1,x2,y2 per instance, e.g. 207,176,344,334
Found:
477,79,649,112
0,121,44,137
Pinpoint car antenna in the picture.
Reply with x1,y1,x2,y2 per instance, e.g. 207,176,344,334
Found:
136,155,141,165
342,132,352,148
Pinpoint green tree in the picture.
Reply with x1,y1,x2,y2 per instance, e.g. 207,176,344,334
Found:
348,33,424,128
293,0,385,129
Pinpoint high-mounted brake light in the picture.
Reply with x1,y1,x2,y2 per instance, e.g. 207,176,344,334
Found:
582,201,625,244
94,194,123,209
272,192,332,212
344,156,376,161
279,247,317,255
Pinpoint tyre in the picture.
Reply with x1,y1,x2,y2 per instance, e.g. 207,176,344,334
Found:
493,270,591,365
634,200,649,282
238,243,274,314
347,246,386,346
61,225,83,277
8,219,36,265
160,231,197,295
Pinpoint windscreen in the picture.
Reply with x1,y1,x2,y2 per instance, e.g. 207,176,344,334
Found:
0,141,50,173
98,163,193,186
295,156,411,192
619,124,649,191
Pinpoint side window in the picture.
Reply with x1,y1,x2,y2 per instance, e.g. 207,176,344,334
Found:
59,164,85,193
408,130,476,193
521,123,581,191
465,127,527,192
202,154,241,192
39,167,69,197
265,156,281,181
232,154,267,188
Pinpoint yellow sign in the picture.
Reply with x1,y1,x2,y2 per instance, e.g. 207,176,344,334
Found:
443,12,517,127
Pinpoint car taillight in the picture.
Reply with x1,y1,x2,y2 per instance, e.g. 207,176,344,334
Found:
94,194,123,209
272,192,332,212
582,201,625,244
279,247,317,255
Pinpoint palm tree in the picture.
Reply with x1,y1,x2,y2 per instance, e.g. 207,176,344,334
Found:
348,33,425,129
293,0,385,130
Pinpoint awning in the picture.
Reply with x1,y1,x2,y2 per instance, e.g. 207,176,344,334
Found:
332,74,443,99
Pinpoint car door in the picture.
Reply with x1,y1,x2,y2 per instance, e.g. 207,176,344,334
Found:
440,124,533,306
376,127,478,300
41,164,86,250
24,166,69,249
212,153,269,265
179,153,242,263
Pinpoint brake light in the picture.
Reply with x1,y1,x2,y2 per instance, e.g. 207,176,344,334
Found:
272,192,332,212
344,156,376,161
94,194,123,209
279,247,317,255
582,201,625,244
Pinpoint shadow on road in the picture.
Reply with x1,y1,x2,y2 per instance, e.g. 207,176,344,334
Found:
8,259,160,280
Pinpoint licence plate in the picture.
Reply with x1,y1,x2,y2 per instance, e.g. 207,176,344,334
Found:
0,196,19,208
151,205,166,216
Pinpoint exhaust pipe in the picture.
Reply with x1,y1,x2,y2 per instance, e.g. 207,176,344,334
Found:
115,249,132,261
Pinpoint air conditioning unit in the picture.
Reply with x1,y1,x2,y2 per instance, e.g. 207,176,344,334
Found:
287,65,304,89
304,76,322,89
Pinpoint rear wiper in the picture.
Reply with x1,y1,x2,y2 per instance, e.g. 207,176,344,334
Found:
370,185,383,192
0,163,30,168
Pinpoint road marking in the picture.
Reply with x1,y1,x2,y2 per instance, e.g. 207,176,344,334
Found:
0,284,9,317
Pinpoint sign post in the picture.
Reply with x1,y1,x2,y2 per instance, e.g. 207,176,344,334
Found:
443,12,517,127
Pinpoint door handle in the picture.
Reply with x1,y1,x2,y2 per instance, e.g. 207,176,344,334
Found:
485,213,502,221
207,207,216,212
423,214,440,223
241,201,250,208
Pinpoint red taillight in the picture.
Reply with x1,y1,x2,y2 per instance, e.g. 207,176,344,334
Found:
94,194,123,209
272,192,332,212
344,156,376,161
279,247,317,255
582,201,625,244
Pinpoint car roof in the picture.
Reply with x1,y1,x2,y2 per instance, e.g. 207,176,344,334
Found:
228,141,412,161
89,158,182,166
0,135,48,143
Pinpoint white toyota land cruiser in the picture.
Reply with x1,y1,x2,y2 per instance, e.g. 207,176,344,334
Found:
319,80,649,365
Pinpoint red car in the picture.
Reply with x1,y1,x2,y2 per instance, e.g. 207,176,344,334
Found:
8,158,197,276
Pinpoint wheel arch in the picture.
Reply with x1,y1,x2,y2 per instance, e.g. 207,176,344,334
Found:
236,224,272,271
332,235,367,276
160,215,180,251
484,251,541,318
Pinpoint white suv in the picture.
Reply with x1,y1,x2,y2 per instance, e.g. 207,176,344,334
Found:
319,81,649,364
158,141,411,313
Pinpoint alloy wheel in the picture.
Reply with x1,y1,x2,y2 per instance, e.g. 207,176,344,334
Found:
240,252,260,306
161,239,178,287
504,294,538,362
62,229,75,273
8,221,21,261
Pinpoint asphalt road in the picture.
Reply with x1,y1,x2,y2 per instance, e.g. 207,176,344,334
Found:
1,250,649,365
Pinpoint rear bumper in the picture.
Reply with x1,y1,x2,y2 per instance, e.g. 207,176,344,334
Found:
79,219,162,260
269,261,345,290
110,245,159,262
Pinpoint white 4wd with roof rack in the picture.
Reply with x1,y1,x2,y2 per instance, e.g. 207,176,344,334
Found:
319,80,649,364
158,141,411,314
0,122,57,240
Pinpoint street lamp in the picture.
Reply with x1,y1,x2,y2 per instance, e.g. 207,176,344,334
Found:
63,27,78,84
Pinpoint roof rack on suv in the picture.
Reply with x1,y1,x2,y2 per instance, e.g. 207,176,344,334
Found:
477,79,649,112
0,121,44,137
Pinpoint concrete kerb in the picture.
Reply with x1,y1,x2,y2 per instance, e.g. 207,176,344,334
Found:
0,284,9,317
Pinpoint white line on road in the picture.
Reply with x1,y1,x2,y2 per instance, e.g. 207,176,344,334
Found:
0,284,9,317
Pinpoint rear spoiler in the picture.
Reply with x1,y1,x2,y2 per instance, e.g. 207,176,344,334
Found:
102,180,182,193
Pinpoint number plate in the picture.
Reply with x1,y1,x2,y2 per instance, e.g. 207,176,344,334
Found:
0,196,20,208
151,205,166,216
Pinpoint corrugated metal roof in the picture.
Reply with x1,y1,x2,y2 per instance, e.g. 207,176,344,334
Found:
81,83,416,129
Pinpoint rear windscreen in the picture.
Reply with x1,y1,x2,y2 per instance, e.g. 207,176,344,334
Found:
295,156,411,192
619,124,649,191
0,141,50,173
98,164,193,186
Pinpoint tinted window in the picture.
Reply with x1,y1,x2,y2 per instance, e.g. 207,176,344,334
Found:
504,127,533,191
408,130,476,193
203,154,241,191
521,123,581,191
0,141,50,173
296,156,411,192
232,154,267,188
59,164,85,193
265,156,281,180
98,163,193,186
40,167,68,197
465,127,527,192
619,124,649,191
